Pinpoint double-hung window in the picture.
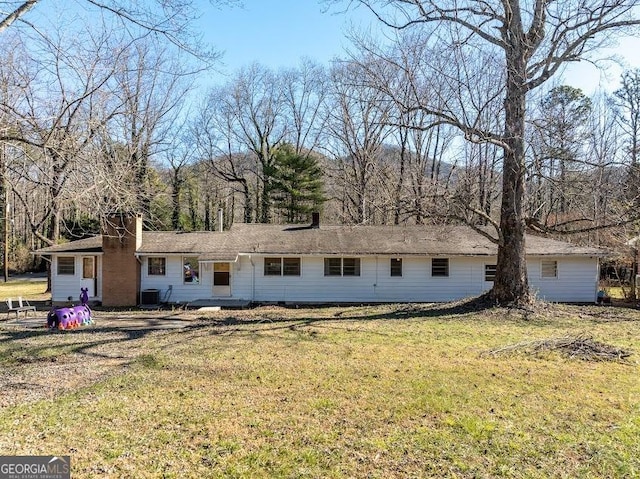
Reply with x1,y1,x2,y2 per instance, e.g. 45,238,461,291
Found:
282,258,301,276
183,257,200,283
148,257,166,276
57,257,75,275
264,257,282,276
390,258,403,277
264,257,301,276
541,260,558,278
324,258,360,276
431,258,449,277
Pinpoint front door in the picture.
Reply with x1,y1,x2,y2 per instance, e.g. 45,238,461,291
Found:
213,263,231,297
81,256,96,298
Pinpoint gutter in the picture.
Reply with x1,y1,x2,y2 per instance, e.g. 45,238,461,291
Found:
249,255,255,302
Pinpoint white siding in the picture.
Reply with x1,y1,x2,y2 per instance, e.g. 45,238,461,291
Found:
142,256,208,303
529,256,598,302
126,254,601,304
51,254,102,303
140,256,253,303
232,256,254,299
243,254,598,304
250,256,494,303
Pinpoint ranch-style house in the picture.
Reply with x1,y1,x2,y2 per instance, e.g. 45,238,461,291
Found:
35,213,605,307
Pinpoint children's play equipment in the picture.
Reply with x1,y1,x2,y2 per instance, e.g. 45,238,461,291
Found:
47,288,93,330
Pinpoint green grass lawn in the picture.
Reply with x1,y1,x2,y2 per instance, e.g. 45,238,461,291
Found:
0,279,50,301
0,303,639,478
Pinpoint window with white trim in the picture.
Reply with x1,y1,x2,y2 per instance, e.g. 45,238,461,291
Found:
431,258,449,277
343,258,360,276
264,257,301,276
283,258,301,276
541,260,558,278
148,257,166,276
183,257,200,283
264,257,282,276
324,258,342,276
390,258,403,277
324,258,360,276
57,257,75,275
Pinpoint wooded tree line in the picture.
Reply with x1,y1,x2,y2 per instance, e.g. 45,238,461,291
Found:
1,1,640,304
1,31,640,268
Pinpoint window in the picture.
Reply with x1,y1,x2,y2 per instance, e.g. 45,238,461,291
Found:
431,258,449,277
57,257,75,275
324,258,360,276
148,257,166,276
343,258,361,276
214,263,230,286
264,257,282,276
541,260,558,278
324,258,342,276
82,257,95,279
390,258,403,277
264,257,301,276
183,257,200,283
283,258,301,276
485,264,497,282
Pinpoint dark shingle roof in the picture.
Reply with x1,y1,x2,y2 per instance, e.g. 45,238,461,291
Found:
33,236,102,254
34,224,605,258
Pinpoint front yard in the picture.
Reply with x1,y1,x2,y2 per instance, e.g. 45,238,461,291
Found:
0,303,639,478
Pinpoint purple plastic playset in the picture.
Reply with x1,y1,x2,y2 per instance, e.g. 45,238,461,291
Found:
47,288,93,330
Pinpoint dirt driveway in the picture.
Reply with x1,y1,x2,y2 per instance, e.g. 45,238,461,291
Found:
0,308,206,331
0,309,219,408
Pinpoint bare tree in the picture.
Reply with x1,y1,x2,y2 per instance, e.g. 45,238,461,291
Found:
202,64,288,223
376,35,458,225
0,0,230,277
0,0,230,61
158,118,195,230
0,27,122,245
529,85,592,224
323,60,392,224
103,38,194,223
613,69,640,208
192,86,258,224
281,58,329,155
340,0,640,304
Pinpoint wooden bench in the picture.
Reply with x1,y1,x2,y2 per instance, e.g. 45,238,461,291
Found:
5,297,37,319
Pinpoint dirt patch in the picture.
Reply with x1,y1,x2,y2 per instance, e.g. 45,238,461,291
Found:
0,310,207,409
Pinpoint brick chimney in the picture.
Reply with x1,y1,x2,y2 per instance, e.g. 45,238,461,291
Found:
102,213,142,307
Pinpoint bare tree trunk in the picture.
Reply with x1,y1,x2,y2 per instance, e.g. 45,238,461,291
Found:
0,142,7,281
492,55,529,304
171,174,181,230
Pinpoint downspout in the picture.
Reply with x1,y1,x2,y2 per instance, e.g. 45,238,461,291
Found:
134,253,143,306
595,257,601,304
374,256,378,299
249,255,255,303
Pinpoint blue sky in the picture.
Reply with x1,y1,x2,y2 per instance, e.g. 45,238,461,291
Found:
199,1,639,93
198,0,377,77
21,0,640,94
